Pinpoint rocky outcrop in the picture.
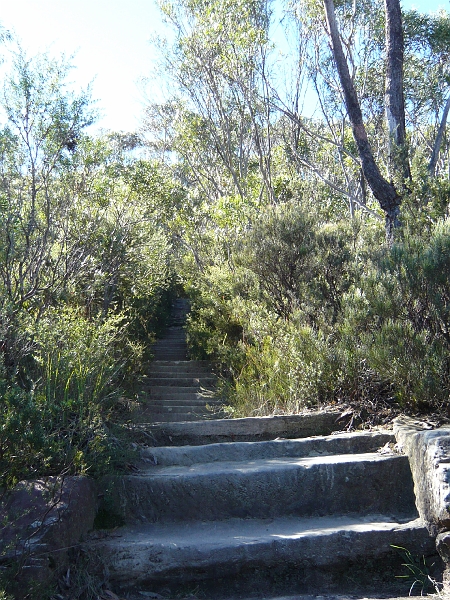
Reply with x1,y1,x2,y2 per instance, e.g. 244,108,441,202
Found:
394,416,450,593
0,476,97,596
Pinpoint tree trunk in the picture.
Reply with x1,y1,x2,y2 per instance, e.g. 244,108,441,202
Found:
429,95,450,176
323,0,401,242
384,0,410,182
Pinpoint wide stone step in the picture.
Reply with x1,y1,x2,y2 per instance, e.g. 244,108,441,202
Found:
146,373,216,381
152,346,188,353
137,412,346,446
153,341,188,348
158,326,186,335
110,452,416,524
146,366,214,379
145,386,216,398
144,376,217,387
142,404,219,414
143,397,223,407
151,352,189,360
148,360,213,371
136,411,222,423
146,366,214,376
140,430,395,466
144,385,216,394
89,515,435,597
154,333,186,341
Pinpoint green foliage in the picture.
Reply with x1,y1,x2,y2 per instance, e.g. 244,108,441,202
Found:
184,193,450,416
362,221,450,409
238,204,355,323
0,373,46,486
392,545,442,596
228,318,336,416
0,48,179,486
0,308,138,486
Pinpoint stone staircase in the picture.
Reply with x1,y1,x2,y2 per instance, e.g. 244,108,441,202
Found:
92,420,439,599
133,299,223,423
88,300,441,599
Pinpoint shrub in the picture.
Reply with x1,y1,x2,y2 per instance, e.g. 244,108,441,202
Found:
0,374,46,487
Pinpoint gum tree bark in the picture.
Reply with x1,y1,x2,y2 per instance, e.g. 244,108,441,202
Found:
385,0,410,182
429,95,450,176
323,0,402,243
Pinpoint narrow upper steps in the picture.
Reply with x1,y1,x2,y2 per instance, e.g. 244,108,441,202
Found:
134,298,223,423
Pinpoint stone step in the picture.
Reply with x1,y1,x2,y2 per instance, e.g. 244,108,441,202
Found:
140,430,395,466
152,345,187,350
152,349,188,357
155,330,186,338
143,394,217,406
153,332,186,340
144,376,217,387
152,341,188,348
137,412,346,446
110,452,416,524
151,352,189,360
146,360,212,377
88,515,435,598
142,397,223,407
141,403,220,414
146,385,213,402
159,325,186,334
146,371,216,380
135,411,223,423
145,373,215,382
148,360,213,371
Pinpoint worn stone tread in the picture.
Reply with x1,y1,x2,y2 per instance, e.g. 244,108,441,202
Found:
138,412,349,445
123,595,435,600
134,450,401,477
140,431,395,466
90,515,434,593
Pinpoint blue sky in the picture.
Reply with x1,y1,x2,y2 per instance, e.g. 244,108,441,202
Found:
1,0,448,133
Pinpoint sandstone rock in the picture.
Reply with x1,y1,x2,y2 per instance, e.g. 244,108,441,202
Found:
394,416,450,596
0,476,98,595
393,416,450,535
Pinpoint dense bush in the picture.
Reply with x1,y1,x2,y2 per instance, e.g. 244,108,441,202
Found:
0,51,178,487
185,200,450,417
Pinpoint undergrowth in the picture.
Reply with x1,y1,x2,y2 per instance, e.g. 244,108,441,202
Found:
185,203,450,420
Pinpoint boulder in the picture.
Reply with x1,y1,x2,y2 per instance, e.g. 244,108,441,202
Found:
394,416,450,594
0,476,98,596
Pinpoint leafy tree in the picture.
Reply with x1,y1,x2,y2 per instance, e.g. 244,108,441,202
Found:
148,0,276,204
0,48,179,485
0,50,96,373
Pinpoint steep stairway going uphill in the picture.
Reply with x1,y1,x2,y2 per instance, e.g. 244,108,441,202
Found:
88,300,441,600
134,298,223,424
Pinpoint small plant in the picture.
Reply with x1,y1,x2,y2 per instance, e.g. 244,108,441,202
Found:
391,545,443,596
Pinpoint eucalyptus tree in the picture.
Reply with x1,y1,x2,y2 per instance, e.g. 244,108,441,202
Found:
150,0,277,205
322,0,403,240
402,10,450,176
0,51,97,372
